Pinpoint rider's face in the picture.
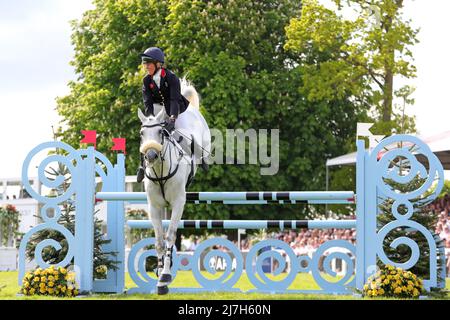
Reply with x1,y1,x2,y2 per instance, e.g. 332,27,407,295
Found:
144,61,158,76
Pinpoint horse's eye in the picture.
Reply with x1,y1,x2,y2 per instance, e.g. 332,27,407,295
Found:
158,129,162,134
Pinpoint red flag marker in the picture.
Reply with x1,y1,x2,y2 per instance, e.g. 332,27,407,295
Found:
80,130,97,149
377,150,386,160
112,138,126,154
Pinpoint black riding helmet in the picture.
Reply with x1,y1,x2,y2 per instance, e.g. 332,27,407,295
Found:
141,47,165,64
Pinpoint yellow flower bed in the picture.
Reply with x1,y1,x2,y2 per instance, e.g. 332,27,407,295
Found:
95,265,108,276
363,265,423,298
20,266,79,298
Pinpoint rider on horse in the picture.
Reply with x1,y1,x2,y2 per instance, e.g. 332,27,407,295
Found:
137,46,207,183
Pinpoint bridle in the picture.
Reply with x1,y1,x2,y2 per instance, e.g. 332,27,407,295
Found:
141,122,185,200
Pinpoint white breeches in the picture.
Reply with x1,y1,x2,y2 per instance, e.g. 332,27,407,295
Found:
154,103,211,162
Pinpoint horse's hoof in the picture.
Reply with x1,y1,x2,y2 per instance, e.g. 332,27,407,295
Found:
159,273,172,284
157,285,169,295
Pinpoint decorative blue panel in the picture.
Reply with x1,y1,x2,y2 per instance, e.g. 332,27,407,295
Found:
368,135,444,290
190,237,243,291
19,142,83,286
127,238,179,294
125,237,356,294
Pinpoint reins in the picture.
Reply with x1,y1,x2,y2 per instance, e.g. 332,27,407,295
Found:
142,123,188,201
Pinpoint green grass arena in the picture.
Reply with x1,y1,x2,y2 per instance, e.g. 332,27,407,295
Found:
1,271,449,300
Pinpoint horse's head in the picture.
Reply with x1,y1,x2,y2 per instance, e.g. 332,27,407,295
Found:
138,108,166,165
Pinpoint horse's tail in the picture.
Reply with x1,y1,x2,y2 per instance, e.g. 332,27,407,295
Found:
180,77,200,111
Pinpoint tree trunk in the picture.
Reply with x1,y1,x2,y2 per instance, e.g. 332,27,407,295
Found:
381,3,397,128
383,68,393,123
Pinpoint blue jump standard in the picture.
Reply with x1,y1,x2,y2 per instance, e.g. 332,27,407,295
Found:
96,191,355,204
127,219,357,230
19,132,446,294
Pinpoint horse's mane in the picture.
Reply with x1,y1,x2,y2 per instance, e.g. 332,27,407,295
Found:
180,77,200,111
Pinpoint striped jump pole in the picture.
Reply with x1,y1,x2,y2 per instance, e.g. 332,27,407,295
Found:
127,219,357,230
96,191,355,205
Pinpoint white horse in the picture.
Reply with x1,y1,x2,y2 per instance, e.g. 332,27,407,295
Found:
137,79,210,295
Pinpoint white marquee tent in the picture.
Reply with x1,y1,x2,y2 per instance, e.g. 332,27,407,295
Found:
326,130,450,170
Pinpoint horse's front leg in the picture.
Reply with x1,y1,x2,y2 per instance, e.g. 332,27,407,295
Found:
149,204,165,278
166,198,186,248
158,197,186,288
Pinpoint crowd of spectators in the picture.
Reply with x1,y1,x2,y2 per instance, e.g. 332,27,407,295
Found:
253,196,449,274
430,195,450,273
429,195,450,241
238,227,357,255
181,235,200,251
180,195,450,274
242,197,449,274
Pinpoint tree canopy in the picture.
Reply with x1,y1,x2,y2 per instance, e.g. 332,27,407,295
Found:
285,0,418,135
56,0,418,220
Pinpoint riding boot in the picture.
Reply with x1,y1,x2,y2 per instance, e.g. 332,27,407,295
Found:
188,137,209,173
136,153,145,183
200,157,209,172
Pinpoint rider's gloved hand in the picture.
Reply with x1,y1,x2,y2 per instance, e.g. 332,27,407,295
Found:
165,116,176,133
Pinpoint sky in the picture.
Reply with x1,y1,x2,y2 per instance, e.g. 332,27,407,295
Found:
0,0,449,180
0,0,94,180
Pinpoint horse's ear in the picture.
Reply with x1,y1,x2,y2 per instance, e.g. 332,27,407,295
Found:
138,108,147,123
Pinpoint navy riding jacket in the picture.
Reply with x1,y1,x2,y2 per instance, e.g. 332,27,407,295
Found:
142,68,189,117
